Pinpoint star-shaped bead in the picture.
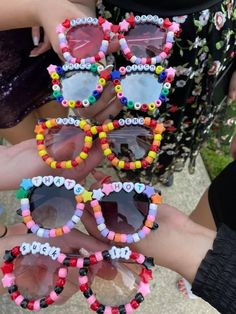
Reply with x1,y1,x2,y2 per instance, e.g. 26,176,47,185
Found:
34,124,44,134
56,24,65,34
81,190,93,202
2,274,15,288
143,186,155,198
47,64,58,74
119,19,130,32
138,281,151,297
140,268,153,283
166,67,175,78
102,183,113,196
92,189,105,201
102,20,112,32
169,22,180,33
20,179,33,191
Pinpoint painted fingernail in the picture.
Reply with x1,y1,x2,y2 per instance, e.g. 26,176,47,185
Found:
33,36,39,46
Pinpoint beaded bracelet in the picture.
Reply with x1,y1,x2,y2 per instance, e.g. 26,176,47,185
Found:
57,15,180,65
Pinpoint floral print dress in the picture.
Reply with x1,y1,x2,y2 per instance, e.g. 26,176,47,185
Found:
97,0,236,185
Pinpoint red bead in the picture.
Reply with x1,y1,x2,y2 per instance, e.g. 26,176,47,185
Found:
141,104,148,112
140,268,153,283
69,258,77,267
141,160,149,169
98,16,106,25
62,47,69,53
163,18,172,28
27,300,35,310
100,69,111,81
90,300,100,311
75,101,82,108
126,15,135,27
41,123,47,129
130,251,139,260
89,255,97,265
111,24,120,33
113,120,120,129
56,162,62,169
104,34,110,41
150,145,158,152
56,278,66,287
146,57,151,65
62,19,71,28
10,291,20,301
150,120,157,128
100,138,108,145
164,47,171,55
107,153,115,161
131,299,140,309
82,147,90,154
11,246,20,256
112,79,120,86
80,283,89,292
125,52,132,60
95,54,101,62
1,262,14,274
124,162,130,170
71,160,79,167
76,58,81,63
118,33,125,40
85,130,92,137
37,140,44,145
96,126,103,133
52,79,60,85
111,306,119,314
45,296,54,305
42,154,49,161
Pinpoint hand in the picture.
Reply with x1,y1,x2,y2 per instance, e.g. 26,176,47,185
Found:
30,26,51,57
230,134,236,159
228,70,236,104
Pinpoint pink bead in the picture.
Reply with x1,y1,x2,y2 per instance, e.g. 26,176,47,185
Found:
62,100,68,107
50,291,59,301
2,274,15,288
138,281,150,297
79,276,88,284
62,225,71,234
76,258,84,268
123,48,131,55
155,99,162,107
107,231,115,241
57,253,67,263
90,57,96,63
86,294,96,305
71,57,76,64
59,43,67,49
125,303,134,314
76,203,85,210
91,200,99,207
26,221,35,229
95,251,103,262
137,254,145,264
96,84,103,92
141,58,147,65
22,209,30,217
160,52,167,59
104,306,112,314
33,300,41,311
119,66,126,75
15,295,24,306
49,229,56,237
142,226,151,235
165,42,173,49
120,234,127,243
58,268,67,278
117,92,123,99
147,214,155,222
98,51,105,58
94,212,103,219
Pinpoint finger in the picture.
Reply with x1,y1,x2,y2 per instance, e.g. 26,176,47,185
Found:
31,26,40,46
228,71,236,103
94,98,123,124
29,41,51,57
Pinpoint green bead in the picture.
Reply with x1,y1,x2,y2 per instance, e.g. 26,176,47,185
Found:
53,91,61,98
88,96,96,104
16,188,29,199
90,64,98,73
162,88,169,96
127,100,134,109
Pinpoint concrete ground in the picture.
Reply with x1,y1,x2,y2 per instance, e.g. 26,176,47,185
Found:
0,155,218,314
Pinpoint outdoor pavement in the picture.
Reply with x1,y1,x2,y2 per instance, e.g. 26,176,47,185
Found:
0,155,218,314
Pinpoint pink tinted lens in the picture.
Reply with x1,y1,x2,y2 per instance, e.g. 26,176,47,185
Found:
67,25,104,59
100,190,149,233
125,24,166,58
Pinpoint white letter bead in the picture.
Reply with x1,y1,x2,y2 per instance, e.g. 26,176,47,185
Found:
20,243,31,255
120,247,131,259
31,242,41,254
97,224,106,231
139,118,145,125
36,228,45,238
56,118,63,125
21,198,29,205
40,243,51,256
132,233,140,242
125,118,132,125
49,247,61,260
150,204,158,211
71,215,80,224
118,119,125,126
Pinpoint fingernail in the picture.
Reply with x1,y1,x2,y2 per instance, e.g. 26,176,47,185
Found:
33,36,39,46
79,248,90,257
29,54,38,57
100,176,112,184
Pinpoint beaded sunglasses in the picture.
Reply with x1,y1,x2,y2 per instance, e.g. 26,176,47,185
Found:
48,63,175,115
16,176,162,242
1,242,154,312
35,117,165,171
57,15,180,64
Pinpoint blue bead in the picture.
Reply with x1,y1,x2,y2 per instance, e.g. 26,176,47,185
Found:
127,234,134,243
92,90,101,99
56,66,64,75
111,70,121,80
159,95,166,102
138,230,146,239
160,71,167,79
101,228,109,237
31,225,39,233
120,96,128,105
96,217,105,225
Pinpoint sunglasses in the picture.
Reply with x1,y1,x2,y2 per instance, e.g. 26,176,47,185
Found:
1,242,154,312
17,176,162,242
48,63,175,115
35,117,165,171
56,15,180,65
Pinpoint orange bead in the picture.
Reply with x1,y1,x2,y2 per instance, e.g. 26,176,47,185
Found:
37,144,46,151
129,162,136,170
145,156,154,164
93,205,102,213
101,143,109,150
23,216,33,223
144,117,151,126
145,220,153,228
84,142,92,149
51,119,57,127
75,196,83,203
151,194,163,204
75,156,83,164
111,157,119,166
155,124,165,134
55,228,63,237
84,124,91,132
114,233,122,242
102,125,109,132
45,157,54,165
153,140,160,146
60,161,67,168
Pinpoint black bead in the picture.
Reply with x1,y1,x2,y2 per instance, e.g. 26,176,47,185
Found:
118,304,126,314
135,292,144,304
102,250,111,260
4,250,14,263
40,298,48,308
20,298,29,309
151,222,159,230
63,257,70,267
143,257,154,269
96,304,105,314
8,285,18,294
79,267,88,276
83,288,93,298
83,257,90,267
54,286,64,294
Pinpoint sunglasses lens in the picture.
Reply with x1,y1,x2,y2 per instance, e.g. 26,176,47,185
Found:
90,260,141,306
61,70,98,101
100,190,149,233
15,254,60,299
121,72,163,104
45,125,85,161
126,24,167,58
108,126,153,160
67,25,104,59
30,185,76,229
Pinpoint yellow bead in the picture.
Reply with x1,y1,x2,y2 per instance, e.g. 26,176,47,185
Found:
66,160,72,169
118,160,125,169
68,100,75,108
155,66,164,74
104,148,112,156
51,72,59,79
154,134,162,141
80,152,88,160
79,120,87,129
91,126,98,135
36,134,44,140
38,150,47,157
148,103,155,111
84,136,92,143
98,78,106,86
45,120,52,128
107,122,115,131
114,85,122,93
135,161,142,169
51,161,57,169
99,132,107,139
148,151,157,159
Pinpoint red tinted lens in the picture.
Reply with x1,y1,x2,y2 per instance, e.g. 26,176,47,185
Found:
100,190,149,233
67,25,104,59
125,24,166,58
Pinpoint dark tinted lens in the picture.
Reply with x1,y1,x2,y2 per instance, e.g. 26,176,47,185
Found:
100,190,149,233
30,185,76,229
67,25,104,58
